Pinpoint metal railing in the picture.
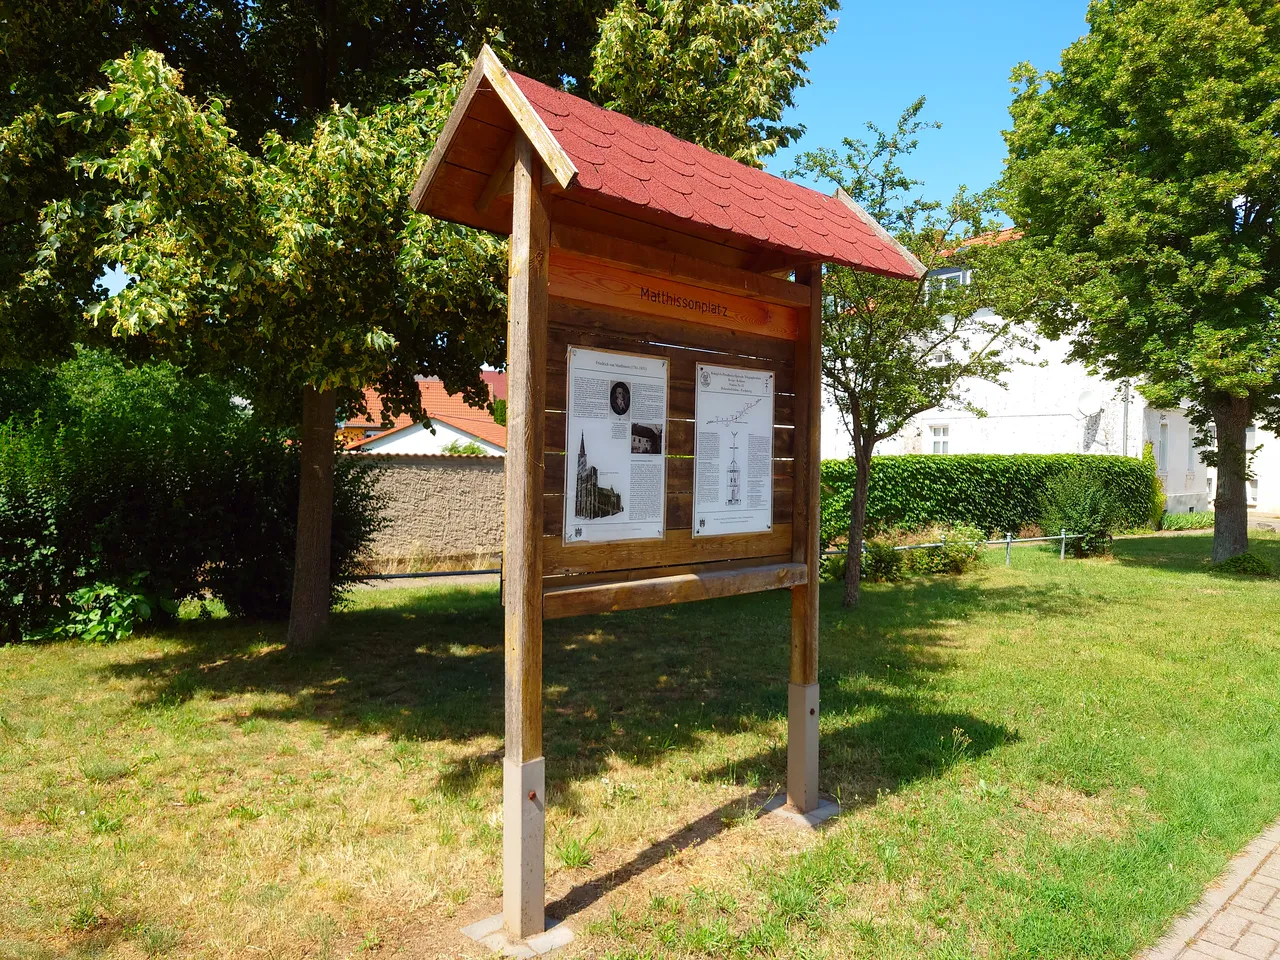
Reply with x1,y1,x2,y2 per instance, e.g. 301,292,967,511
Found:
823,528,1085,566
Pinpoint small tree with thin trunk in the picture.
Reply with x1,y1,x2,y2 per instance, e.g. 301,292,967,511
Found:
790,101,1034,606
27,51,507,648
1002,0,1280,562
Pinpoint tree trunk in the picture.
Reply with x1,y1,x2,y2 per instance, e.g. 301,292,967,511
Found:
287,386,336,650
842,441,873,608
1212,396,1252,563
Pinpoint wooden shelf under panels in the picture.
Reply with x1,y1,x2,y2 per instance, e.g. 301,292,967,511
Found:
542,561,808,621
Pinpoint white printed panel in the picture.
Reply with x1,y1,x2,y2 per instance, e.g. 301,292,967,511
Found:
562,346,668,544
692,364,774,537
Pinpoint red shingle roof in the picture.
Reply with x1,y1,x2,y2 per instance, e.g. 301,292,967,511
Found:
508,71,922,279
344,373,507,450
944,227,1023,256
409,47,924,281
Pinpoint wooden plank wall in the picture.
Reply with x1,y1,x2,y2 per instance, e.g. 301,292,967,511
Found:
542,281,801,587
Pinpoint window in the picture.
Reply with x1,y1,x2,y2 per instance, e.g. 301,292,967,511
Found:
1187,427,1197,472
1249,479,1259,506
926,269,969,299
930,425,950,454
1157,422,1169,473
1246,425,1258,451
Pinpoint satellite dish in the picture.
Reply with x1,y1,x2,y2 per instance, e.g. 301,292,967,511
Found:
1077,389,1103,417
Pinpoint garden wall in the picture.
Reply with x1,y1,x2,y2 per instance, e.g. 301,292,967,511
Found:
354,453,505,573
820,453,1160,547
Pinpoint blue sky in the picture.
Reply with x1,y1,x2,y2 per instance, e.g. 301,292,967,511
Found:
769,1,1092,205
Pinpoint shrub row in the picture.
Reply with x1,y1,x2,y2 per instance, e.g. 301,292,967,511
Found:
820,453,1160,547
0,352,384,641
1160,510,1215,532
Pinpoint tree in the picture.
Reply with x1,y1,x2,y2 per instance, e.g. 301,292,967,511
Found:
2,3,616,647
24,51,507,647
3,1,835,645
1,1,612,367
591,0,837,166
790,101,1034,606
1002,0,1280,562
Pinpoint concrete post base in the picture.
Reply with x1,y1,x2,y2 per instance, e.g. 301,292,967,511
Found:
503,756,545,939
787,682,819,814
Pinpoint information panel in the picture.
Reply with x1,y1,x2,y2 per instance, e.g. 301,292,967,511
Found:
693,364,775,537
562,346,668,544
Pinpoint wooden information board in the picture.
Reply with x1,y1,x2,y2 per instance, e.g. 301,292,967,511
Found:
407,44,923,945
540,250,810,618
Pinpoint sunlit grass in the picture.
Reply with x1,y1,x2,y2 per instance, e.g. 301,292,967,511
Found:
1,535,1278,958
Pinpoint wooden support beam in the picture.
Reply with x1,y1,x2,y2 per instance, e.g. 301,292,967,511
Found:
543,562,807,620
788,262,823,814
475,136,517,213
502,133,549,941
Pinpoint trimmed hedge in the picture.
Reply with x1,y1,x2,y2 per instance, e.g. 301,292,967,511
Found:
820,454,1159,547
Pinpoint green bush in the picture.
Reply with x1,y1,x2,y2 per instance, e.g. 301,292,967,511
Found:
1142,442,1166,527
1210,552,1273,577
820,454,1156,549
1039,468,1120,557
0,352,385,641
861,541,903,583
819,551,847,583
823,524,986,584
1161,510,1215,532
900,524,987,575
48,575,172,644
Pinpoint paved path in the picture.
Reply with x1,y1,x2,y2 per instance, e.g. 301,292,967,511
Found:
1143,818,1280,960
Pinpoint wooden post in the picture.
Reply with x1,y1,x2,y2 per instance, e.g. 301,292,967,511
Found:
788,263,822,814
503,132,549,940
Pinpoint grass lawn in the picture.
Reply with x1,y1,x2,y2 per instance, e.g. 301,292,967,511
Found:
2,534,1280,960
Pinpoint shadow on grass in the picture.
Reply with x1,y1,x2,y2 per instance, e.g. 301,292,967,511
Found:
1112,531,1280,577
546,703,1012,922
100,573,1092,913
99,573,1111,804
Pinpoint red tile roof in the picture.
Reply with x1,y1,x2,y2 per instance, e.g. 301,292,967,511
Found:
344,373,507,450
944,228,1023,257
508,71,922,280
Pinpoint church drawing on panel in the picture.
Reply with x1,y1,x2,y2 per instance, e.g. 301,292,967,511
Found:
574,432,623,520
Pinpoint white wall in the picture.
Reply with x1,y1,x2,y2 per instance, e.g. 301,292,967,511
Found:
1206,424,1280,514
820,333,1210,512
357,420,505,456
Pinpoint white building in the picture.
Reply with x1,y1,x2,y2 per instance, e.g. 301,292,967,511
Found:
1206,424,1278,514
340,373,508,457
820,314,1211,514
348,418,505,456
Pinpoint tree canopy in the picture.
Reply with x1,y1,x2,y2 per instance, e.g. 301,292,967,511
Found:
2,0,845,640
791,100,1034,604
24,51,507,426
1002,0,1280,560
0,0,610,370
592,0,837,166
